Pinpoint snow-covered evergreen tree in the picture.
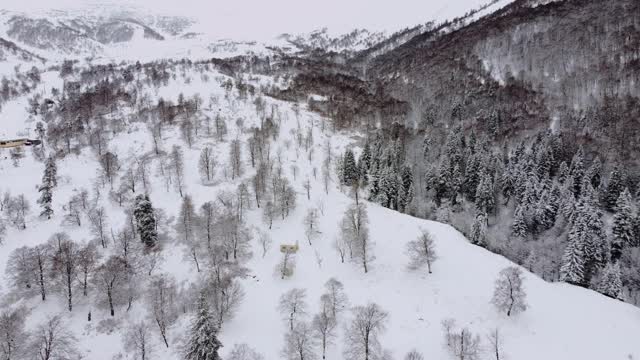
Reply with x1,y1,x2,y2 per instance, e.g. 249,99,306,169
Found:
358,142,371,179
470,213,487,247
605,165,626,211
586,158,602,189
37,156,57,220
611,188,635,261
133,194,158,248
568,147,585,197
597,263,622,299
342,149,358,187
398,165,414,213
43,156,58,187
512,205,528,239
560,209,588,286
185,293,222,360
475,173,495,215
557,161,569,184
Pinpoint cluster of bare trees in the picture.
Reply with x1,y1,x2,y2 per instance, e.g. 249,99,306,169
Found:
278,279,349,360
337,200,373,273
441,318,508,360
1,192,30,230
6,233,101,309
0,309,80,360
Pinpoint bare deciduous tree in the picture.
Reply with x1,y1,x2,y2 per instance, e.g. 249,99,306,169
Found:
343,303,388,360
257,230,273,257
88,206,108,248
229,343,264,360
341,202,373,273
147,274,178,348
198,146,217,184
94,255,128,316
282,321,316,360
491,266,527,316
406,229,437,274
229,138,244,180
304,208,320,245
6,194,29,229
323,278,348,320
276,251,296,280
487,328,504,360
446,327,481,360
404,350,424,360
312,296,337,360
263,201,276,230
124,321,153,360
31,315,78,360
100,151,119,188
0,307,28,360
279,288,308,331
177,195,202,272
77,241,100,296
170,145,185,197
198,201,219,249
51,238,79,311
441,318,456,347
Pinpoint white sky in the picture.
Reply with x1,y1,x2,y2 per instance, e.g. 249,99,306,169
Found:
3,0,493,40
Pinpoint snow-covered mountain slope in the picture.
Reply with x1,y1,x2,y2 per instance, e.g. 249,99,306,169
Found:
0,36,45,64
0,61,638,360
279,28,387,54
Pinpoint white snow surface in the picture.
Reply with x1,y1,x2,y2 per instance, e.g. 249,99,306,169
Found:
0,59,638,360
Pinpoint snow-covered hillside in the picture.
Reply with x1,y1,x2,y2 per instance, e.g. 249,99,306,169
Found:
0,57,639,360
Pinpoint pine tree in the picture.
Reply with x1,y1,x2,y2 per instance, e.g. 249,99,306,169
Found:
38,183,53,219
133,195,158,248
374,167,393,208
342,149,358,187
43,156,58,188
597,263,622,299
464,155,480,201
449,164,462,205
586,158,602,189
398,166,414,213
422,135,431,159
557,161,569,184
358,142,372,177
185,293,222,360
512,205,528,239
434,157,451,207
535,147,553,180
475,174,495,215
605,165,625,211
470,213,487,247
560,210,588,286
500,166,516,204
37,156,57,220
558,179,575,221
583,204,607,279
569,147,585,197
611,188,635,261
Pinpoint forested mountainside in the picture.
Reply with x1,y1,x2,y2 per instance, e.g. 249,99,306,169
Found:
0,1,639,359
370,0,640,158
242,0,640,304
1,49,639,360
350,0,640,303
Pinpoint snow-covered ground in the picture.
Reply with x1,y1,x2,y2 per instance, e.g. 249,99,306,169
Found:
0,57,639,360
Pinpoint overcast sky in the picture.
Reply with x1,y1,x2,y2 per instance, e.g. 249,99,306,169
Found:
3,0,492,40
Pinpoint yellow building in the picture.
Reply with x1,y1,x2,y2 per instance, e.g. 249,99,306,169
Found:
280,243,299,254
0,139,29,148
